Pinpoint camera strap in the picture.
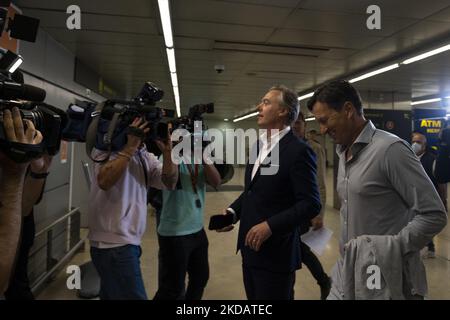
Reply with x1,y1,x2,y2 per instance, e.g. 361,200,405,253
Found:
186,163,202,208
186,163,202,209
0,140,44,163
186,163,199,194
85,101,121,163
137,151,148,188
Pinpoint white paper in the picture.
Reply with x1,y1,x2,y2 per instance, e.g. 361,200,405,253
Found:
300,227,333,256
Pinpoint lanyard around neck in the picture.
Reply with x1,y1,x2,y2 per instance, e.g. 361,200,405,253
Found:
185,163,199,194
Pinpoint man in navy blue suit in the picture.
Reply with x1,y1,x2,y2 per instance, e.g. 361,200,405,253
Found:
218,85,321,300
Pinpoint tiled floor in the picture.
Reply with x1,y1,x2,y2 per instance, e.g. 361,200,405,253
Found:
37,168,450,300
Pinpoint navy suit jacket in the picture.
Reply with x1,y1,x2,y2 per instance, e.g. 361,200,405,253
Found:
230,130,321,273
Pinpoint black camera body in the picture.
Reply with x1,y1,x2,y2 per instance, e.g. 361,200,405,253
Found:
0,71,67,162
188,103,214,120
95,82,175,152
0,101,67,155
62,82,175,159
170,103,214,133
97,100,173,151
167,103,214,153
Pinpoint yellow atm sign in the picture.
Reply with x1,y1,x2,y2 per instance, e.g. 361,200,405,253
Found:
420,119,442,134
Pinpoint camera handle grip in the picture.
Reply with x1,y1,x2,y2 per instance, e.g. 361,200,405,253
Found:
0,140,44,163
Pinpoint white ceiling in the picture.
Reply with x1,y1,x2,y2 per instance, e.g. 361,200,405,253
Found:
14,0,450,119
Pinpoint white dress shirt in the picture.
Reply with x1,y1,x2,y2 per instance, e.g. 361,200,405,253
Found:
226,126,291,218
251,126,291,180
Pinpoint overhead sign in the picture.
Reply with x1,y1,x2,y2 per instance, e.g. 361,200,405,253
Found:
365,109,412,142
418,119,443,134
413,108,447,149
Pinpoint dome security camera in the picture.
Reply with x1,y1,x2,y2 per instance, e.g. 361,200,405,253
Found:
214,64,225,74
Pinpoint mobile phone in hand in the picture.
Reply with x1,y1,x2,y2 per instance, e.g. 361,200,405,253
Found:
208,213,234,230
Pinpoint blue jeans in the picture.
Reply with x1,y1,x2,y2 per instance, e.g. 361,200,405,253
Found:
90,245,147,300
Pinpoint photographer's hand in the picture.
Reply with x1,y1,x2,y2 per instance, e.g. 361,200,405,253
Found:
97,117,149,191
155,124,172,154
123,117,149,155
0,107,42,293
0,107,43,172
156,125,178,189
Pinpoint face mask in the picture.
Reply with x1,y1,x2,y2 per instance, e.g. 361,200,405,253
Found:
411,142,423,155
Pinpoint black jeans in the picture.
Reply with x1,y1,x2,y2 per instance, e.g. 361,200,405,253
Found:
154,229,209,300
300,241,329,286
5,213,35,300
242,265,295,300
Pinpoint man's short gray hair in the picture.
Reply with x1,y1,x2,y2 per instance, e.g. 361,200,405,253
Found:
270,85,299,125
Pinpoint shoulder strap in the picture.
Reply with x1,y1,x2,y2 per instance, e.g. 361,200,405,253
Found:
137,152,148,188
85,101,121,163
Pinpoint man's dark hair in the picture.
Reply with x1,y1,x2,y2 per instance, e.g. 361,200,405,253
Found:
270,85,299,124
306,80,363,115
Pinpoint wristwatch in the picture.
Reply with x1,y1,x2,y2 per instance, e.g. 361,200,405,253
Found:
29,171,49,179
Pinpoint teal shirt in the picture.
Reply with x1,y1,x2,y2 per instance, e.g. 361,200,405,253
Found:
158,160,206,236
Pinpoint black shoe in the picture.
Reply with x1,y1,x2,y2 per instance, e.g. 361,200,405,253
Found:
319,277,331,300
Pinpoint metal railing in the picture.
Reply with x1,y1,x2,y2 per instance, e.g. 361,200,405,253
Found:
31,207,85,295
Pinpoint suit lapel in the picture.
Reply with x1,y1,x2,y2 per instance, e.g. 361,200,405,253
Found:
277,130,295,155
245,141,259,189
245,162,253,188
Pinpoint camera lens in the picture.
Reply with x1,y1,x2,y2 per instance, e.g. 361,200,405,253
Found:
21,108,43,131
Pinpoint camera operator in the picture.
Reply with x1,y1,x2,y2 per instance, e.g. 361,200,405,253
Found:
153,143,221,300
88,117,178,300
0,107,43,297
5,153,52,300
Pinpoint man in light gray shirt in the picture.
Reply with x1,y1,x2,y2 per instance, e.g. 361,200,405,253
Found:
307,80,447,299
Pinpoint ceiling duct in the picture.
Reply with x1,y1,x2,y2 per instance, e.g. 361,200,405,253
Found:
213,40,329,57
